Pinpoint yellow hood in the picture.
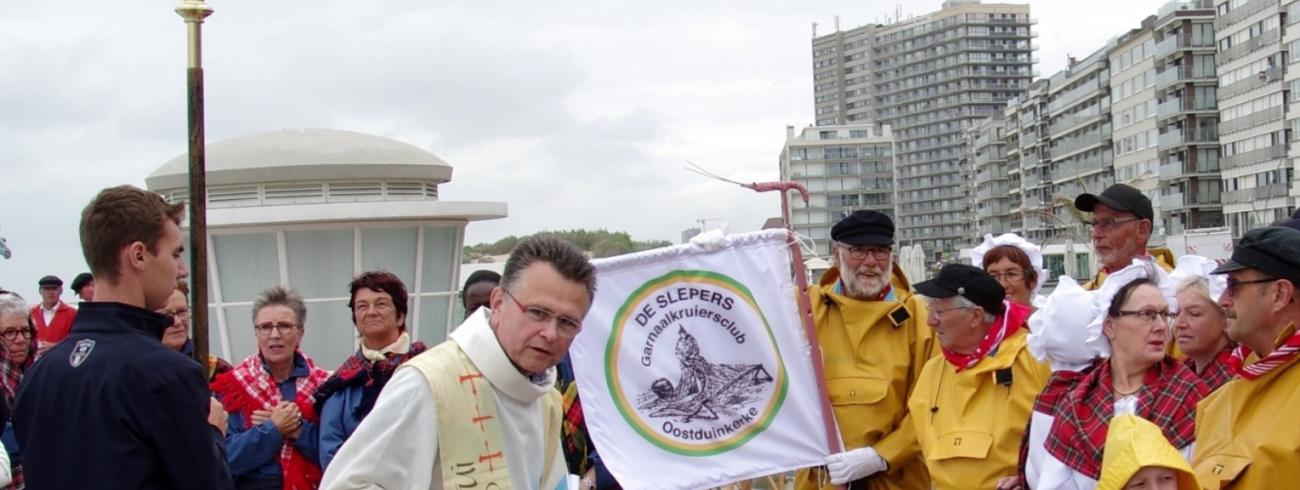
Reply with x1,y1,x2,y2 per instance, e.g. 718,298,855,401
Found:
1097,414,1200,490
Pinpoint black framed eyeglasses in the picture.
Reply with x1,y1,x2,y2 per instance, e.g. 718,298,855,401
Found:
1225,276,1280,297
1082,217,1142,231
1116,309,1176,325
834,243,892,262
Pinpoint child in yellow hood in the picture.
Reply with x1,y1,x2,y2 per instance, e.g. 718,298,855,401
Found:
1097,414,1200,490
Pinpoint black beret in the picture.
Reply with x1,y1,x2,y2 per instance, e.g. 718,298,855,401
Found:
70,273,94,293
1074,183,1154,221
1212,226,1300,285
830,210,894,246
914,264,1006,316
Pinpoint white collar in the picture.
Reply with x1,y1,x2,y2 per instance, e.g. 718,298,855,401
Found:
450,307,555,403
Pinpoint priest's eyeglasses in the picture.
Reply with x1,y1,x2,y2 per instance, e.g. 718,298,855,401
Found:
502,289,583,338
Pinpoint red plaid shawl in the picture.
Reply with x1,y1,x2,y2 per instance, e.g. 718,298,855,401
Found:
1044,357,1208,479
307,342,427,423
211,352,329,490
1187,346,1236,392
0,340,32,490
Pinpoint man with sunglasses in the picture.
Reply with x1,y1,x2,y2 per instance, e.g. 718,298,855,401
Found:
323,236,595,490
796,210,935,490
1074,184,1174,291
1192,226,1300,487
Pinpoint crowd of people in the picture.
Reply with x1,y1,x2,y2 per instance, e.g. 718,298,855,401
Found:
0,181,1296,489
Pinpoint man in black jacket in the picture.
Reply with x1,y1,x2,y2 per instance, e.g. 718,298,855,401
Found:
14,185,233,489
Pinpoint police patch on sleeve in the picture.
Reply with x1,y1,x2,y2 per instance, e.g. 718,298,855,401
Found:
69,339,96,367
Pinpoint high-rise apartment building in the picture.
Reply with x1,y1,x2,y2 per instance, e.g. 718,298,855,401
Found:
1045,44,1115,240
810,0,1034,256
1006,79,1053,242
1154,0,1223,234
1110,19,1162,208
1215,0,1293,234
965,113,1013,236
779,124,897,256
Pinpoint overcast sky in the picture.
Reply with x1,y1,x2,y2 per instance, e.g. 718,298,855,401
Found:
0,0,1168,298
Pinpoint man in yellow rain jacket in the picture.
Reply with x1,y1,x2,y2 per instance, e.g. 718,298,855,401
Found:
1194,226,1300,488
908,264,1049,490
1074,184,1174,291
795,210,935,490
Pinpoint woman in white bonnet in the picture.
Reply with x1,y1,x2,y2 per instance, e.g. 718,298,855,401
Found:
971,233,1048,309
1170,256,1235,391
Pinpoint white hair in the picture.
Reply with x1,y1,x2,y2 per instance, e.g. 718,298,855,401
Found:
0,293,29,321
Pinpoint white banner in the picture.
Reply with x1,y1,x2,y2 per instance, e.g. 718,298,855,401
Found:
570,230,831,489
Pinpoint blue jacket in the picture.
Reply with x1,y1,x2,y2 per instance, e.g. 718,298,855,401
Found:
224,354,320,484
317,383,364,471
14,302,233,490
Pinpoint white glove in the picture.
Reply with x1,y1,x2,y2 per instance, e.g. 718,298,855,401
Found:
824,446,887,485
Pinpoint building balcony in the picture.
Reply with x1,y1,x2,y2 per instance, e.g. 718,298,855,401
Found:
1156,96,1217,120
1219,67,1282,100
1158,128,1216,148
1216,0,1273,29
1048,78,1103,113
1223,183,1289,203
1053,131,1109,159
1219,106,1284,135
1155,33,1213,59
1160,191,1220,210
1217,28,1281,67
1222,145,1287,170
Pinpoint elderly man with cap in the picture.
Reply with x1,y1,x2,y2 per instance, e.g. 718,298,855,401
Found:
1193,226,1300,487
907,264,1048,490
1074,184,1174,290
28,275,76,356
795,210,936,490
70,272,95,302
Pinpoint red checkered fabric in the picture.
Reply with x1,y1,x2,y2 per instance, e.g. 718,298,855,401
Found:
1044,357,1209,479
212,352,329,490
1187,346,1236,392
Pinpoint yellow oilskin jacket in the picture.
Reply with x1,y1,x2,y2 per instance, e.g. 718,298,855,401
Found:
794,264,936,490
907,328,1049,490
1081,248,1175,290
1192,324,1300,489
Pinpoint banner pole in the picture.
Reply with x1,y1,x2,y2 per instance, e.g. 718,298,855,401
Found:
743,181,844,486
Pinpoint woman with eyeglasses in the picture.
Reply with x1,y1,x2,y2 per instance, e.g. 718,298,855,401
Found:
209,286,328,490
1025,274,1210,490
310,271,428,472
158,281,232,382
0,293,34,487
1169,256,1235,392
971,233,1047,309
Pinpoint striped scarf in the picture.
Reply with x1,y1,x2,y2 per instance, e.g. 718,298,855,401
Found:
1227,323,1300,380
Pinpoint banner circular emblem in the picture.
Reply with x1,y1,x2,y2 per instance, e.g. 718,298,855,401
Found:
604,270,788,456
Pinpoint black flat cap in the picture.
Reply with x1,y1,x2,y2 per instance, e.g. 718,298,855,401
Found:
831,210,894,246
1212,226,1300,284
38,275,62,287
914,264,1006,315
70,273,93,293
1074,184,1153,221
